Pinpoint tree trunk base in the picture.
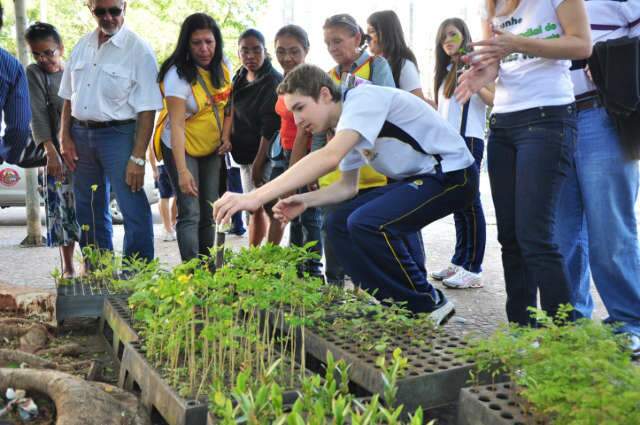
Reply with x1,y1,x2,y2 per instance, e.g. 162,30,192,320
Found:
19,235,46,247
0,368,150,425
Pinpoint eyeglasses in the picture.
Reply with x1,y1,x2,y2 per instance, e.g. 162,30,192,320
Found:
32,49,58,60
92,7,123,17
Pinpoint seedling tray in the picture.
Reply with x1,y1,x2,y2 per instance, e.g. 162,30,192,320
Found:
267,310,489,413
99,295,137,368
119,340,209,425
457,383,534,425
119,340,312,425
56,281,116,322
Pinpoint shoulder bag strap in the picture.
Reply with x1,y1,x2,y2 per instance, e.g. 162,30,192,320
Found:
195,73,222,134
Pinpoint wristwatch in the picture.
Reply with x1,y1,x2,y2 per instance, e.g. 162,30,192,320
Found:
129,155,145,166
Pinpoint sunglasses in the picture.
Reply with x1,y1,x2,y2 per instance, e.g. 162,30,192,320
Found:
32,49,58,60
92,7,123,17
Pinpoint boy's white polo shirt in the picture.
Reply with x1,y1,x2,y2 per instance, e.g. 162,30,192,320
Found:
336,85,474,181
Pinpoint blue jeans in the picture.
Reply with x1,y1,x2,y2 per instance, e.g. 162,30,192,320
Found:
290,189,323,276
488,104,576,325
326,166,478,313
270,150,323,276
162,143,221,261
555,106,640,336
226,164,246,235
72,122,153,261
451,137,486,273
321,206,346,285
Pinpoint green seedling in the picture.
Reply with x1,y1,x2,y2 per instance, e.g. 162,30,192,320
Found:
461,305,640,425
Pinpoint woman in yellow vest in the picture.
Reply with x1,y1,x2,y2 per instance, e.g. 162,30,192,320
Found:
153,13,231,262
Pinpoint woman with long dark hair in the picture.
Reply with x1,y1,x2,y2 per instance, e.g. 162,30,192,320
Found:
25,22,80,278
366,10,424,99
456,0,591,324
430,18,493,289
229,29,283,247
152,13,232,261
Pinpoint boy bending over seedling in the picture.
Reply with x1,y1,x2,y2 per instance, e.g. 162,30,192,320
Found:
213,63,478,324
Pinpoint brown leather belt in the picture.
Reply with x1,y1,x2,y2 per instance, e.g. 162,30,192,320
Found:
575,91,601,113
72,118,136,129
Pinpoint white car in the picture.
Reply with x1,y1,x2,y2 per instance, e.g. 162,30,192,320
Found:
0,162,159,223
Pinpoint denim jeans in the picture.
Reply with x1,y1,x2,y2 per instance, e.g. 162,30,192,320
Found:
290,188,323,276
321,206,346,285
326,166,478,313
162,144,221,261
451,137,486,273
488,104,577,325
269,150,324,276
555,106,640,336
71,122,154,261
226,163,246,235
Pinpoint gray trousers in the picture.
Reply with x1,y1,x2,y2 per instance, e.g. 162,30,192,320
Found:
162,143,221,261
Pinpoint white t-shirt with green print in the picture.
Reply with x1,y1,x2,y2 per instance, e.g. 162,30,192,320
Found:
491,0,575,114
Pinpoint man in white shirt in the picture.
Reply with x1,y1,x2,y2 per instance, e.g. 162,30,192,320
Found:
555,0,640,357
59,0,163,263
214,64,478,324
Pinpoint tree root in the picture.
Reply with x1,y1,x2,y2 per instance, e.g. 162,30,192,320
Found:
0,320,50,353
0,349,93,373
0,368,150,425
0,349,57,369
37,343,83,358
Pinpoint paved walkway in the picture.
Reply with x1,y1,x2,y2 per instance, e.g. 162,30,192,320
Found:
2,173,637,336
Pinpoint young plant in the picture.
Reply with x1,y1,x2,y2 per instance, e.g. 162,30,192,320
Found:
462,305,640,425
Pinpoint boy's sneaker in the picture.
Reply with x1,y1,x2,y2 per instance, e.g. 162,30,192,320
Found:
431,264,460,281
443,269,483,289
162,230,177,242
428,288,455,326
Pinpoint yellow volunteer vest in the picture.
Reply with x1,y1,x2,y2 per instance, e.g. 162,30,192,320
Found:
321,58,388,189
153,65,231,160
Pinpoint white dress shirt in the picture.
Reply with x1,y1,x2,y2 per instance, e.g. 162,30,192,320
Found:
59,25,163,122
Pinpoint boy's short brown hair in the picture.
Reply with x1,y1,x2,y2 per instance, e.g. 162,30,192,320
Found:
277,64,341,102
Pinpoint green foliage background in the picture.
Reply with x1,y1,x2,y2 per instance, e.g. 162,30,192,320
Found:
0,0,267,68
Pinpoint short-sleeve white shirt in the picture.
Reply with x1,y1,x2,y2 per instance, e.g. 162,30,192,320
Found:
398,60,422,92
336,85,474,181
491,0,575,113
438,77,487,140
59,26,163,121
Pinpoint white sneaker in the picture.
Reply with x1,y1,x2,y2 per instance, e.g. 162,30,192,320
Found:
443,269,483,289
430,264,460,281
161,230,177,242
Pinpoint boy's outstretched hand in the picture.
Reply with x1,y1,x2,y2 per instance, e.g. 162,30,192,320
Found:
213,192,261,225
273,195,307,224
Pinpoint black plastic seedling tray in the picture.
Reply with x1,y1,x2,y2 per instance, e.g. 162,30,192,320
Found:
457,383,535,425
267,309,496,414
56,281,116,322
